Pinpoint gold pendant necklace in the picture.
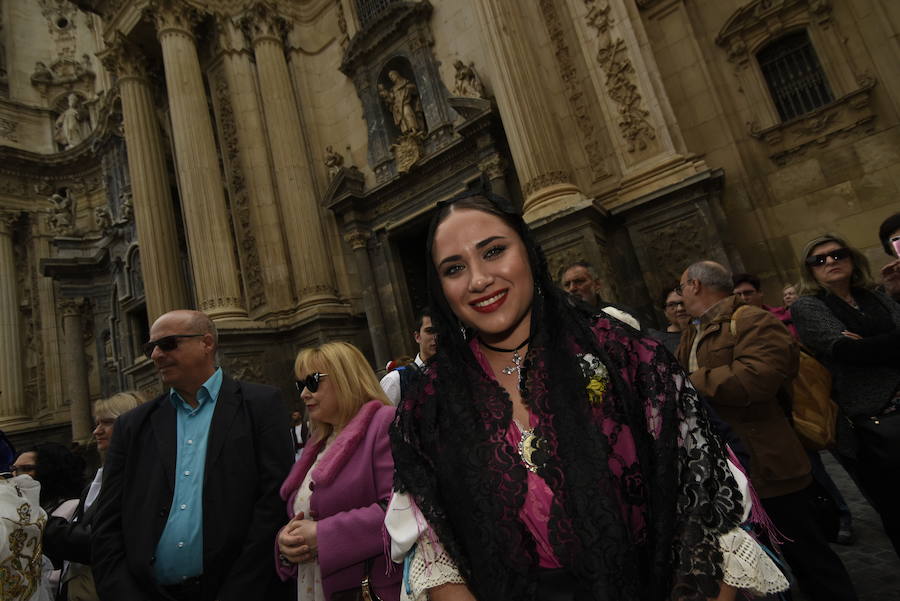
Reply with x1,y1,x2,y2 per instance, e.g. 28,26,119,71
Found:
514,419,546,473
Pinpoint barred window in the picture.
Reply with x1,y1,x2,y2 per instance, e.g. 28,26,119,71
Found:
758,31,834,122
355,0,399,28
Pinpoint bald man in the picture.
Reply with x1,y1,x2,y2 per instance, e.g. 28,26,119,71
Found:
92,310,293,601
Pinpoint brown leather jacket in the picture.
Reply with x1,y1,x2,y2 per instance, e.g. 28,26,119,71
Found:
676,296,810,498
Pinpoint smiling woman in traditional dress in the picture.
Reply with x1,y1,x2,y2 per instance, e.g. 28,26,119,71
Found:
386,193,788,601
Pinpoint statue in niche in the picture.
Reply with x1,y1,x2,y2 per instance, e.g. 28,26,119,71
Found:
382,70,426,135
54,93,89,149
47,189,75,234
324,146,344,179
95,206,113,235
118,193,133,224
452,60,486,99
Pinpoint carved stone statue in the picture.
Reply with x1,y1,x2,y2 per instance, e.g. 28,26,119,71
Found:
324,145,344,178
95,206,113,234
383,70,425,135
118,193,134,223
54,93,88,149
31,61,52,83
452,60,486,99
47,190,75,234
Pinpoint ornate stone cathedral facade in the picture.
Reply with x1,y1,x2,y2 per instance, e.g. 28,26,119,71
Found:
1,0,898,446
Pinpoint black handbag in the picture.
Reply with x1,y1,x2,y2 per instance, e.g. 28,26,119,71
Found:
330,558,382,601
851,399,900,468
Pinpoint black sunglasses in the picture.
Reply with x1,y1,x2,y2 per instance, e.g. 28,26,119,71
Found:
142,334,204,358
805,247,851,267
296,372,328,394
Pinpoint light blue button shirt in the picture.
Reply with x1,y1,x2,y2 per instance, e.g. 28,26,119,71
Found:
153,368,222,585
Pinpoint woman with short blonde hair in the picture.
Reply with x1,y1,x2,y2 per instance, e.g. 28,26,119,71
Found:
278,341,400,600
43,390,146,601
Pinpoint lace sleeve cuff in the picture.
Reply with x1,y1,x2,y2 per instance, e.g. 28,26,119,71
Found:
405,535,466,601
719,527,789,595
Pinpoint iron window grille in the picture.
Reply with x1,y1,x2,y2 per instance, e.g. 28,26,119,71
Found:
758,31,834,122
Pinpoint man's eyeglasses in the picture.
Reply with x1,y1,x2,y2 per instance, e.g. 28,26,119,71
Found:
142,334,204,358
11,464,37,475
665,301,684,309
94,418,116,430
805,247,851,267
734,290,757,298
296,372,328,394
674,280,694,296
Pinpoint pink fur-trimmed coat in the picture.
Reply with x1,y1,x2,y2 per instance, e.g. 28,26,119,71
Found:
276,400,401,600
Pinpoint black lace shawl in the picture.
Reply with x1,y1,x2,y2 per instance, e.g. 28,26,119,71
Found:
390,201,743,601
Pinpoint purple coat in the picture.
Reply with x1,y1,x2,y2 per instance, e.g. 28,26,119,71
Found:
276,401,400,600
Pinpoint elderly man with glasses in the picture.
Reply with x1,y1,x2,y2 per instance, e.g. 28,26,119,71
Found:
92,310,294,601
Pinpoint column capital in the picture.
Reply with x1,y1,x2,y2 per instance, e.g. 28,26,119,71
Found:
0,211,20,236
149,0,203,39
215,14,250,54
239,2,291,47
57,297,86,318
344,229,372,251
98,34,150,82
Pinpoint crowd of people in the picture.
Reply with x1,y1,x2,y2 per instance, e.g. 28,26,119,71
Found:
2,202,898,601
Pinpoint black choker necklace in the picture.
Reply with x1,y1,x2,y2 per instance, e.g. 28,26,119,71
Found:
478,337,530,353
478,337,530,377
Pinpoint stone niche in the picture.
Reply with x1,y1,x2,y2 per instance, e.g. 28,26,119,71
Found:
340,0,457,183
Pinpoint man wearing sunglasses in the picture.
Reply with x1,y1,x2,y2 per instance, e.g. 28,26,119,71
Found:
92,310,293,601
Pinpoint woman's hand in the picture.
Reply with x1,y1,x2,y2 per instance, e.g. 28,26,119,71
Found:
277,512,318,564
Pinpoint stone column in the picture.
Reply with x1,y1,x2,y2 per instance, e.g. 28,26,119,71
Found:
217,18,293,312
241,5,337,305
473,0,584,221
100,41,190,323
345,230,390,368
154,2,246,319
59,299,92,442
0,213,25,422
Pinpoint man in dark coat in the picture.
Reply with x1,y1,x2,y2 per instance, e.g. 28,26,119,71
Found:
92,310,293,601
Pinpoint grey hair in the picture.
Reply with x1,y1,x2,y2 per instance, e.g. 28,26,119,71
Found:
685,261,733,293
560,260,599,280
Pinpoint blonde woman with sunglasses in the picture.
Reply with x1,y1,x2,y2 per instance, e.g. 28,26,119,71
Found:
276,342,401,601
791,233,900,557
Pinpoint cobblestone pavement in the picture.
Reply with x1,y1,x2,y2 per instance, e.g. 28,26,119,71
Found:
780,453,900,601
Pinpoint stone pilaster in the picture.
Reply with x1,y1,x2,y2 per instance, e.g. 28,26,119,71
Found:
217,17,293,313
100,40,190,323
241,5,337,305
344,229,390,368
153,1,247,319
473,0,584,221
0,213,25,423
58,299,92,442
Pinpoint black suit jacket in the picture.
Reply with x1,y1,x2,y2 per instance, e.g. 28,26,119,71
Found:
92,376,294,601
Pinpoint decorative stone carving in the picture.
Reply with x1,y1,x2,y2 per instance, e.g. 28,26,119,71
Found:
223,354,264,382
344,229,370,251
389,134,423,174
213,76,266,312
452,60,486,99
148,0,203,36
29,55,96,98
94,207,113,235
381,71,426,135
239,1,290,46
749,78,877,165
54,92,90,150
324,146,345,179
46,189,75,235
117,192,133,224
581,0,656,153
718,0,834,67
0,118,17,143
522,170,569,199
539,0,609,183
